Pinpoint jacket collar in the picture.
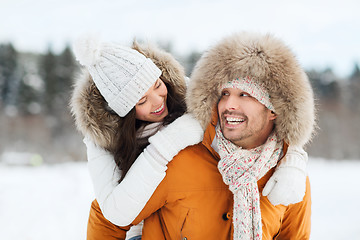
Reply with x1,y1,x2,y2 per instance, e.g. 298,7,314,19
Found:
201,108,220,160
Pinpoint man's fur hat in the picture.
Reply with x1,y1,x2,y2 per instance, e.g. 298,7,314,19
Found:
187,32,316,146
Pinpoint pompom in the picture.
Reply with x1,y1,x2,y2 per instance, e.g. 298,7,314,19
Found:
72,34,102,66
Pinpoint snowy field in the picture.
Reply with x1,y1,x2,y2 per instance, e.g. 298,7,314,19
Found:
1,158,360,240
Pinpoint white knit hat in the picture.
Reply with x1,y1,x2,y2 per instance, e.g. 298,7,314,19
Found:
72,35,162,117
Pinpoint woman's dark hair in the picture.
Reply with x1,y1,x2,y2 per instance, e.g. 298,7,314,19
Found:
114,76,186,182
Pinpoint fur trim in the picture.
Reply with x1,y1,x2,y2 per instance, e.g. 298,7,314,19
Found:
187,32,315,146
70,42,186,152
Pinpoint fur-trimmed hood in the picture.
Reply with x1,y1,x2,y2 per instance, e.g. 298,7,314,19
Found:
71,42,186,152
186,32,315,146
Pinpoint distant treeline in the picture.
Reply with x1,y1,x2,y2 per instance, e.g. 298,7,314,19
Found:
0,42,359,162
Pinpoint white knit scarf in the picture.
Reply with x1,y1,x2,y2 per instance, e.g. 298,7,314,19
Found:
215,125,283,240
136,122,163,138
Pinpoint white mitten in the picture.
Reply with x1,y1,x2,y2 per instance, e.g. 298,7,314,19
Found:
148,113,204,162
262,145,308,206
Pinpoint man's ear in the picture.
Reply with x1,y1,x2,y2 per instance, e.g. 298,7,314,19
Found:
269,111,277,121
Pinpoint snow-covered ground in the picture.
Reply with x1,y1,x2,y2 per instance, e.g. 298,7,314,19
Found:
0,158,359,240
307,158,360,240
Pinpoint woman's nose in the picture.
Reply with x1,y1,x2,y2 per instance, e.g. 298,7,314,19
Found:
149,92,163,106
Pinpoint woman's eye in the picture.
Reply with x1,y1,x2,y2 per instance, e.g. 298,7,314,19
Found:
240,93,250,97
156,81,162,89
137,99,146,105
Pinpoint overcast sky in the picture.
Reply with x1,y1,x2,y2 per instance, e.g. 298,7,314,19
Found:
1,0,359,77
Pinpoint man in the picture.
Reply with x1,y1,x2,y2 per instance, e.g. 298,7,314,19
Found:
86,32,315,239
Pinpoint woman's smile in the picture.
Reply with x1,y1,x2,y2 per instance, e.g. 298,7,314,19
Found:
151,103,165,115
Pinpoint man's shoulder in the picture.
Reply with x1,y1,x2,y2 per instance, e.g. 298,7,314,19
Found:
172,142,215,163
165,142,224,187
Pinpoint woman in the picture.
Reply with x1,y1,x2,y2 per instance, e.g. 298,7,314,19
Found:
71,36,203,239
71,36,308,239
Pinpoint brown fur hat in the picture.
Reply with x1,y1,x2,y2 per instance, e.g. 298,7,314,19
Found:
70,41,186,152
187,32,315,146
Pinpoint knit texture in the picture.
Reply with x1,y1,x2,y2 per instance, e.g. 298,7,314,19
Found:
148,113,204,161
216,125,282,239
221,77,275,112
73,37,162,117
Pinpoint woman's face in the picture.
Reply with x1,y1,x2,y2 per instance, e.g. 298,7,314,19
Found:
135,78,168,122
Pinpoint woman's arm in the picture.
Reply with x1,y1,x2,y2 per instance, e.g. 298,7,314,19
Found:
86,113,203,226
86,139,166,226
262,145,308,206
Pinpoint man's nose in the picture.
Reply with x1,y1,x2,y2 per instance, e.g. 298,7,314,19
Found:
225,96,238,110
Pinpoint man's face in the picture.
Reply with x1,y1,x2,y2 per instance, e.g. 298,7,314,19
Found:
217,87,276,149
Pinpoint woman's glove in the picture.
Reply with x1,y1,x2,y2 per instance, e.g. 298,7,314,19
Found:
148,113,204,162
262,145,308,206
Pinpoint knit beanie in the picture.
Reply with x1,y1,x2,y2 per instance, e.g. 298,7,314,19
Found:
221,76,275,112
72,35,162,117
